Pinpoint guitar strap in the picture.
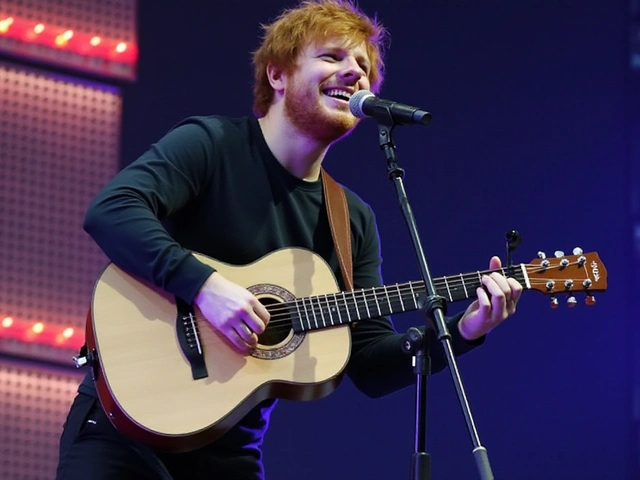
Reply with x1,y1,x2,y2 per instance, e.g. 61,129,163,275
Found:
320,168,354,291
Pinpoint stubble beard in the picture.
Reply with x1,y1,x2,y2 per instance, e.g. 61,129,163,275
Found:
284,81,358,144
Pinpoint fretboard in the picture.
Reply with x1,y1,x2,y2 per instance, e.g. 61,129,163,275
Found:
289,264,529,332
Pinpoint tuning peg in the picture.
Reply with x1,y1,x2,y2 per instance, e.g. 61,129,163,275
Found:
586,295,596,306
554,250,565,258
550,296,559,309
572,247,583,255
537,251,546,259
567,295,577,307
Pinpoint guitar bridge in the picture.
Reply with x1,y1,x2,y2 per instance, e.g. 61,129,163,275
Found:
176,298,208,380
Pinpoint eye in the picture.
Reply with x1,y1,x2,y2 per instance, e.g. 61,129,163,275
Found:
321,53,339,61
358,63,370,75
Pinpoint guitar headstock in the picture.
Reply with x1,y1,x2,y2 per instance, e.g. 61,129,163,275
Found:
526,248,607,308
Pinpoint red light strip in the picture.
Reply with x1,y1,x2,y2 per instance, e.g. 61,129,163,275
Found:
1,316,84,351
0,13,137,65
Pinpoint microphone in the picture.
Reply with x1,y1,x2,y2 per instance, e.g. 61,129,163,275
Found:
349,90,432,126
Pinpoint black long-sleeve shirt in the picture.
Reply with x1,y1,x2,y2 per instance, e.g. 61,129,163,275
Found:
79,115,482,463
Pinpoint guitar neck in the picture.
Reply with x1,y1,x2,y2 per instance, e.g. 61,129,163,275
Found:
288,264,529,332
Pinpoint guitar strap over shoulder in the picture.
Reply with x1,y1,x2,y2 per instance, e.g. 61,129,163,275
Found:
320,168,354,291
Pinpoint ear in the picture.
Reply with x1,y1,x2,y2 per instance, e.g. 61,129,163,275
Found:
265,62,287,93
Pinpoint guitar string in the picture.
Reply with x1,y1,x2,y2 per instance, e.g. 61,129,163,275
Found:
192,262,595,334
260,260,592,319
189,260,598,335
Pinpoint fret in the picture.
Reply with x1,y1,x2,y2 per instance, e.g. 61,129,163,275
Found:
443,276,453,301
372,288,382,316
324,294,335,326
395,287,405,312
396,284,405,311
296,298,309,330
300,297,312,330
342,292,352,323
409,282,419,309
382,285,392,313
351,290,361,318
296,298,308,328
460,273,468,298
362,288,372,318
292,299,301,330
314,295,327,327
332,293,343,325
306,297,318,329
308,297,318,329
332,294,341,325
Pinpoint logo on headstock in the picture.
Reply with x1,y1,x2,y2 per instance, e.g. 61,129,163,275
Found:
590,261,601,282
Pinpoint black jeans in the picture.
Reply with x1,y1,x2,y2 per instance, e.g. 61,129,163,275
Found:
55,393,264,480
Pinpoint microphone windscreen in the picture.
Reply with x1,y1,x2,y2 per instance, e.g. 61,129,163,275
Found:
349,90,374,118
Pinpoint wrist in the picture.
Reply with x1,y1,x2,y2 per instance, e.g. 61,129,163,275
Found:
457,317,478,342
194,271,218,306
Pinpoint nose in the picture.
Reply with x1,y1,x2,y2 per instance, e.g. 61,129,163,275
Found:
339,56,365,84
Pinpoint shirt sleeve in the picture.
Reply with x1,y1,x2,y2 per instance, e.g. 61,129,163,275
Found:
83,118,217,304
346,204,485,398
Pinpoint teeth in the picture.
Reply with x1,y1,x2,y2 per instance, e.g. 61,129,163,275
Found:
324,88,352,100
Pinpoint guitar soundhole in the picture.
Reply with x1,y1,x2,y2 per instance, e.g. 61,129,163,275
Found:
248,283,305,360
258,297,291,346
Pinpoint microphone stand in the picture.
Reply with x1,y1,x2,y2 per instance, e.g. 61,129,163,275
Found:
373,114,494,480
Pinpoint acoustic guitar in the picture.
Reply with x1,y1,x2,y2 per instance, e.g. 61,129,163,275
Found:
82,247,607,452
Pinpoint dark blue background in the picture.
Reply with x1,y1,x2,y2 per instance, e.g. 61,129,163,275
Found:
120,1,633,478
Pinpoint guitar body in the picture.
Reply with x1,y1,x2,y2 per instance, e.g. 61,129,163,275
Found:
87,247,351,453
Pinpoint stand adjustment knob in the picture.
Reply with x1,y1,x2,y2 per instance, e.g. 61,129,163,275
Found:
401,327,424,355
72,356,88,368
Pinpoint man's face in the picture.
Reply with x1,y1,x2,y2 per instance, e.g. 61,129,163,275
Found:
283,37,372,143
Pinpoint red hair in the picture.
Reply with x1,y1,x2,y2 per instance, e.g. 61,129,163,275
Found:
252,0,387,116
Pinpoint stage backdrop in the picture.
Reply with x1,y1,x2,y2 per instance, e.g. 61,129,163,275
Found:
117,1,631,479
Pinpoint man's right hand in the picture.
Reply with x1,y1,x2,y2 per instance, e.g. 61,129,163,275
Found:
194,272,270,354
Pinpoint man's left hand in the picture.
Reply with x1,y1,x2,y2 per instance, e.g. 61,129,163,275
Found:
458,256,523,341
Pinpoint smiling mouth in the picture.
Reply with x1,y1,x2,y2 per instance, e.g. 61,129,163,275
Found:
322,88,352,102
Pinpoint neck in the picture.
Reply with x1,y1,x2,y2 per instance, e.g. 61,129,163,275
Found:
258,110,330,182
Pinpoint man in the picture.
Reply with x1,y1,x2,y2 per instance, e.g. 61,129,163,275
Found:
55,1,522,479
